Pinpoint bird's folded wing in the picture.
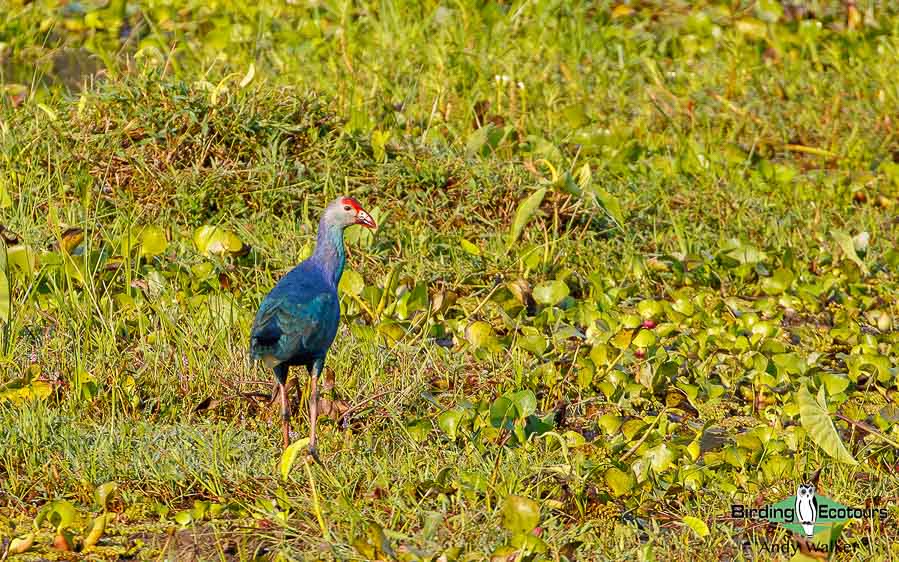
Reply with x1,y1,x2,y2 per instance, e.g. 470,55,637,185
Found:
251,292,338,358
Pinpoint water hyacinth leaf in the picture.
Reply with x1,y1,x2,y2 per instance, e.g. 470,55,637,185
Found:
83,513,112,549
139,226,168,257
501,495,540,534
459,238,481,256
508,187,546,248
338,268,365,296
438,409,463,440
532,279,569,306
604,467,635,497
611,329,633,350
797,386,856,465
509,390,537,418
466,321,497,350
632,329,656,348
193,225,244,257
490,396,516,429
94,482,118,511
683,516,710,538
760,267,794,295
832,230,868,274
279,437,312,480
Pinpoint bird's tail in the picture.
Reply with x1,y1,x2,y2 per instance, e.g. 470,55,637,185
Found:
250,319,283,363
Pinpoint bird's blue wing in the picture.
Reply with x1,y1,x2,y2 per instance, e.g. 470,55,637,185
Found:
250,290,339,365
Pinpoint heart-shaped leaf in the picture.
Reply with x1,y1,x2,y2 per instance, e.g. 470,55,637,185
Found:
797,385,856,465
501,495,540,534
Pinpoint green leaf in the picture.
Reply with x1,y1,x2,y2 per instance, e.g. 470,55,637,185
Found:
501,495,540,534
507,187,546,248
589,185,625,226
465,321,497,351
632,329,656,348
682,515,710,538
94,482,118,511
819,373,850,396
338,268,365,296
459,238,481,256
760,267,794,295
509,390,537,418
139,226,168,257
833,230,868,274
604,467,635,497
610,329,633,350
279,437,312,480
193,225,244,257
438,409,463,440
489,396,516,429
532,279,569,306
797,386,856,465
0,241,9,323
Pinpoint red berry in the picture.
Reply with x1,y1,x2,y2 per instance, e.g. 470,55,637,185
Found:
634,348,646,359
642,319,656,329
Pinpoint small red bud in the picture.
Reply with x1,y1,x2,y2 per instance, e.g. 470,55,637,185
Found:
634,348,646,359
641,319,656,330
532,527,543,536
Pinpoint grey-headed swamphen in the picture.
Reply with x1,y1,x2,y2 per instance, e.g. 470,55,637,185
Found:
250,196,376,458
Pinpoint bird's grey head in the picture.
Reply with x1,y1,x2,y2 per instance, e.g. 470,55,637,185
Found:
797,484,815,498
322,196,377,230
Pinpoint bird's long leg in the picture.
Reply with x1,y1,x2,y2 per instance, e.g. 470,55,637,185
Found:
274,364,291,449
307,359,324,463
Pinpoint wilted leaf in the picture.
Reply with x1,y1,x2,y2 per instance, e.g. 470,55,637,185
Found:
797,386,856,465
501,495,540,534
466,321,497,350
508,187,546,248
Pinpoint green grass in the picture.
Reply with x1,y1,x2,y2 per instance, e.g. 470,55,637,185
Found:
2,0,899,560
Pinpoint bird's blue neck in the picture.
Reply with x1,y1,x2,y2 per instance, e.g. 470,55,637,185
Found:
311,218,345,287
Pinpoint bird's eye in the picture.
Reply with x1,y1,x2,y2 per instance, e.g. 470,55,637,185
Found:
343,205,352,211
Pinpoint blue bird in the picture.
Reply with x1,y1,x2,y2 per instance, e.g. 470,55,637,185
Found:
250,196,376,457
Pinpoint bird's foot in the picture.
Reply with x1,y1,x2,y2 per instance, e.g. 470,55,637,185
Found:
305,443,322,465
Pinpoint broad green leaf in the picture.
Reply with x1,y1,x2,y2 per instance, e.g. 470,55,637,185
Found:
632,329,656,348
611,329,633,350
279,437,312,480
760,267,794,295
797,386,856,465
589,185,625,226
339,268,365,296
509,390,537,418
604,467,635,497
193,226,244,257
501,495,540,534
832,230,868,274
94,482,118,511
139,226,168,257
489,396,516,429
466,321,497,350
819,373,849,396
459,238,481,256
683,516,709,538
532,279,569,306
507,187,546,248
438,409,463,440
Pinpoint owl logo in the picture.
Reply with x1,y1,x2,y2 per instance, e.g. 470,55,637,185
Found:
795,484,818,538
